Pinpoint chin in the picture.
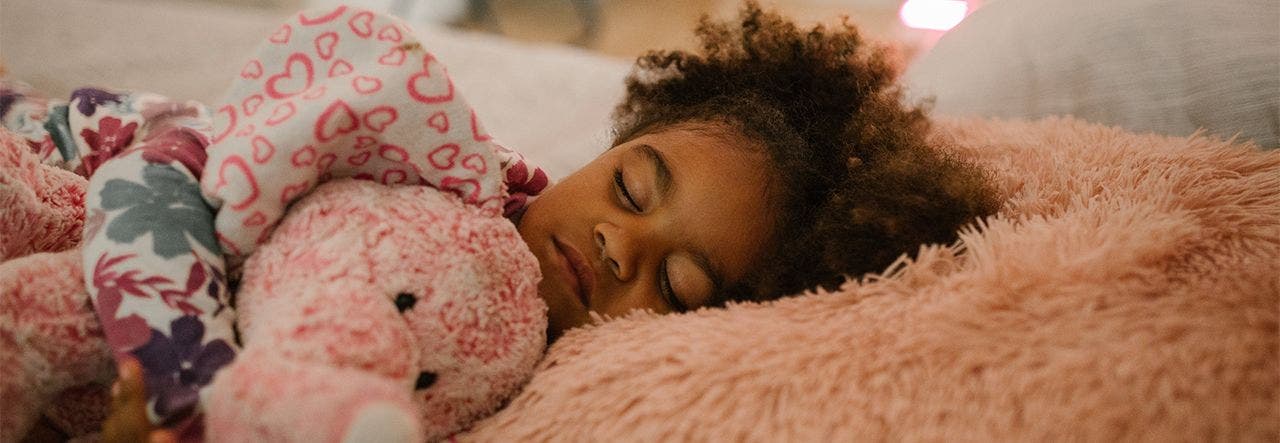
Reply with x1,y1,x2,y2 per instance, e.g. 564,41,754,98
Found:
539,283,578,342
537,272,596,343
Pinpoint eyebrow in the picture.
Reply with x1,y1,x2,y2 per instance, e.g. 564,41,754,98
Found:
636,144,672,199
636,143,724,297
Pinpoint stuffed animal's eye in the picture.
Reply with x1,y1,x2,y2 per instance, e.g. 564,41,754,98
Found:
415,371,436,390
394,292,417,313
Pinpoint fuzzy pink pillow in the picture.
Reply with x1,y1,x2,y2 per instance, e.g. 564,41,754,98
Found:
458,117,1280,441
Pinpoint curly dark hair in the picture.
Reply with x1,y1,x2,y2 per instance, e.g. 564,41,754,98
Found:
611,2,1000,302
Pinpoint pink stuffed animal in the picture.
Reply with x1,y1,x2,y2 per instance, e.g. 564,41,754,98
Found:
0,129,85,261
0,131,547,442
0,129,111,439
205,179,545,442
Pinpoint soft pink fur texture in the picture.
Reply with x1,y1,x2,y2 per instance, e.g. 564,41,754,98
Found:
0,129,85,261
0,247,113,440
459,116,1279,441
0,130,110,441
0,127,546,442
206,180,546,442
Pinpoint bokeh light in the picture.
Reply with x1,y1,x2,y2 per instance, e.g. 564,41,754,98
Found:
899,0,969,31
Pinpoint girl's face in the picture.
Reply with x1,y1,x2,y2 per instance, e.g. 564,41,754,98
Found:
518,123,778,339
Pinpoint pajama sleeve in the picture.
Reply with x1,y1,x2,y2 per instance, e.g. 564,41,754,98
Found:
72,92,236,428
0,80,81,168
2,79,236,428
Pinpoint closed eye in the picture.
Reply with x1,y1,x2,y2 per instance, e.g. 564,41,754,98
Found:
659,259,688,312
613,168,641,212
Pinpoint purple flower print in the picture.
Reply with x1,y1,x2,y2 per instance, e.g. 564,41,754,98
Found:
133,316,236,424
207,265,229,317
26,136,56,161
91,252,167,353
504,159,549,197
140,127,209,176
71,87,124,116
0,91,19,118
79,116,139,176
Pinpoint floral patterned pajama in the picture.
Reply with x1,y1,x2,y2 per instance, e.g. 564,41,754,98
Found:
0,5,548,432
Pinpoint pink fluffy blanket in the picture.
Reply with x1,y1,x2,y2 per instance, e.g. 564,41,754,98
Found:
457,116,1280,441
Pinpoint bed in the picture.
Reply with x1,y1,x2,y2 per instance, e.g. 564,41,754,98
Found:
3,0,1277,440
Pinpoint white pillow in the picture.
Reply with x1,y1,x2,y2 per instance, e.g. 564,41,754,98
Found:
903,0,1280,149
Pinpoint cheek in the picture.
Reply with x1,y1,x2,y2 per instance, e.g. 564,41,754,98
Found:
517,168,611,244
518,184,570,233
593,284,670,318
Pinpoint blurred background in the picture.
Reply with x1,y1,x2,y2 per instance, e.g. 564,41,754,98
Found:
136,0,989,60
9,0,1267,151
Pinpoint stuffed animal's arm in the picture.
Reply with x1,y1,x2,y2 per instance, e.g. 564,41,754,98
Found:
204,348,422,443
200,5,548,258
0,248,114,439
0,125,86,260
206,285,425,443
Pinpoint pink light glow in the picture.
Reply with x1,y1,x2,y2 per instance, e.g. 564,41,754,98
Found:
899,0,969,31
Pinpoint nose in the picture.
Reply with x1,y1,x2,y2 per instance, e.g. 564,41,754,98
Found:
593,222,636,282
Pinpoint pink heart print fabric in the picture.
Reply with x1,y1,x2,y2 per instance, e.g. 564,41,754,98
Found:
203,5,548,256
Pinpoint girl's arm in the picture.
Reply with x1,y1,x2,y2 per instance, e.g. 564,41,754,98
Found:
102,359,176,443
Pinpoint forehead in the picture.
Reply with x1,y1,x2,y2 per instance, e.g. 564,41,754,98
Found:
627,126,777,283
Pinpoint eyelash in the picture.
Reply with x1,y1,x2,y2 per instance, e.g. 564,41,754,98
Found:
614,167,684,312
659,259,687,312
613,168,641,212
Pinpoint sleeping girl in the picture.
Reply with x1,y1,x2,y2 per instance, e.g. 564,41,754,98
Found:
1,1,998,441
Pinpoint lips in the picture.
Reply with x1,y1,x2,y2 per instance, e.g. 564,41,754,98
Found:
552,236,595,309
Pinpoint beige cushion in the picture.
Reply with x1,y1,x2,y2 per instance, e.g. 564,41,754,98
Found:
904,0,1280,149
